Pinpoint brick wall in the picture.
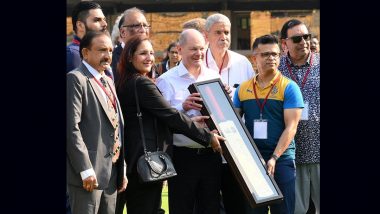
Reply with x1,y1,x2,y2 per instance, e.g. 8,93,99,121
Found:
66,10,320,63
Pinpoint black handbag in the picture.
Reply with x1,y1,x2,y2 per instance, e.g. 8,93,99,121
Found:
134,76,177,183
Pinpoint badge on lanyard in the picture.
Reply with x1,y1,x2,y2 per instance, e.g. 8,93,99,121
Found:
252,73,281,140
300,101,309,120
254,118,268,139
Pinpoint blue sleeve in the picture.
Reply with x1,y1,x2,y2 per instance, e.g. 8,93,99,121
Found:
284,81,304,109
233,86,242,108
66,46,81,73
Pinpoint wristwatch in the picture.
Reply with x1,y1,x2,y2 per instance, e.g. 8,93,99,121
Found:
271,154,279,161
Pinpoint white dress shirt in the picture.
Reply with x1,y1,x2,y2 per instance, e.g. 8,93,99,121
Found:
156,62,220,148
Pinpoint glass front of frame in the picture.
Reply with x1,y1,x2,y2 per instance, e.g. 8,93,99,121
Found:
188,79,283,207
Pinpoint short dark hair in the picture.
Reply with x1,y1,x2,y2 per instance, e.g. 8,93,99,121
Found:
79,31,110,59
252,34,279,52
280,19,303,39
72,1,102,34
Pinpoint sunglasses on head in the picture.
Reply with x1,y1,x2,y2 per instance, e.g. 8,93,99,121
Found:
287,34,311,43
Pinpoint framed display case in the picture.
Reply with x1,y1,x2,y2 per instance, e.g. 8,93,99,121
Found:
188,78,283,207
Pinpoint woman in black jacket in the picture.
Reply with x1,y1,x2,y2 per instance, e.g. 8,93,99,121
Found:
115,35,223,214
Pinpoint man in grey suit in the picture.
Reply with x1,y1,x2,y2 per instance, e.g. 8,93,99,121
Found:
67,31,127,214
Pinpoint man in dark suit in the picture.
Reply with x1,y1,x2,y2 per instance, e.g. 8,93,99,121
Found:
67,31,127,214
111,7,150,84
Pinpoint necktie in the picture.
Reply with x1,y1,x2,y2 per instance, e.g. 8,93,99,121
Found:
100,77,120,163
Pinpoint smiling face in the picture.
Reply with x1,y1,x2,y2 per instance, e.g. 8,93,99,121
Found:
82,34,113,73
132,40,155,75
282,24,311,61
178,31,206,71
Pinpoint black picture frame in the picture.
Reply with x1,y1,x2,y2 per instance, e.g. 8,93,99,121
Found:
188,78,283,207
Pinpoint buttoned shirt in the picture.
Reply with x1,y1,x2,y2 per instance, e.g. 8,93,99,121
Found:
156,62,220,148
204,49,255,100
278,52,320,164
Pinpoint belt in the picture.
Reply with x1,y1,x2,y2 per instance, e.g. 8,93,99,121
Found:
174,146,214,155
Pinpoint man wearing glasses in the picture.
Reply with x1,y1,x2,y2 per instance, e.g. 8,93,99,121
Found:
279,19,320,214
111,7,150,84
234,34,304,214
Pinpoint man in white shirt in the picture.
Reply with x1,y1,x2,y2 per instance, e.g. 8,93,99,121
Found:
204,13,255,101
156,29,223,214
204,13,255,214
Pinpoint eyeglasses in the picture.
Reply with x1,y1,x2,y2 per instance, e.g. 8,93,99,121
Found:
169,51,179,54
286,34,311,43
255,52,281,59
122,23,151,31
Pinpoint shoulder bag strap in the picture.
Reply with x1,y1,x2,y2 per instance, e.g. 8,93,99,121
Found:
134,76,159,153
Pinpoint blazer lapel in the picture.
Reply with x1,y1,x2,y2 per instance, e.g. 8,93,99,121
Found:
80,64,114,124
106,77,124,126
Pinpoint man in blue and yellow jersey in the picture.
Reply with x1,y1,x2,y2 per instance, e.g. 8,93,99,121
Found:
233,34,303,214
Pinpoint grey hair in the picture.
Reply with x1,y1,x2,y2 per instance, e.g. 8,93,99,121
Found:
205,13,231,32
119,7,145,28
111,14,123,46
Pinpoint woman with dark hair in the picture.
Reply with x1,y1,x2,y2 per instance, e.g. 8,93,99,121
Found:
156,42,181,75
115,35,223,214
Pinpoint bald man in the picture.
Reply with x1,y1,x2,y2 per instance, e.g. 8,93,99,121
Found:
156,29,222,214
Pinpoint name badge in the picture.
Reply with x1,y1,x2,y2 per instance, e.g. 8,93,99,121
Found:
253,119,268,139
301,101,309,120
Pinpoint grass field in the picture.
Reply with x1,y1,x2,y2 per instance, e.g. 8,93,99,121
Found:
123,184,169,214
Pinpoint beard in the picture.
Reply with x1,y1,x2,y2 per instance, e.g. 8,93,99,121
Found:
85,25,107,33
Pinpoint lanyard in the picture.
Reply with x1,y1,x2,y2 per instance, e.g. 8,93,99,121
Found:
205,49,227,75
252,73,281,119
285,53,313,89
94,77,117,111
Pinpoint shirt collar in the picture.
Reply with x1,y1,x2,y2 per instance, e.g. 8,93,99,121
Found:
286,52,312,67
206,48,231,70
253,70,281,87
73,35,81,42
83,61,104,80
177,61,209,79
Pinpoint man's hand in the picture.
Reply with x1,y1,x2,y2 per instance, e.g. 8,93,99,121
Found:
82,175,98,192
210,130,225,154
266,158,276,176
191,115,209,128
223,83,232,99
182,93,202,111
118,176,128,193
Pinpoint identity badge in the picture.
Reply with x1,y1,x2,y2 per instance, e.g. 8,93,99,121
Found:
253,119,268,139
301,101,309,120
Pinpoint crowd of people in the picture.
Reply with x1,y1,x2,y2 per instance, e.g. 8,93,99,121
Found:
66,1,320,214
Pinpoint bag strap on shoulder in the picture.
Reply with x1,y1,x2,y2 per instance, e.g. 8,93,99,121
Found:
134,76,159,154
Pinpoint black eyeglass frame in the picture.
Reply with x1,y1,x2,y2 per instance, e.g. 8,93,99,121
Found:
121,23,151,30
286,33,311,43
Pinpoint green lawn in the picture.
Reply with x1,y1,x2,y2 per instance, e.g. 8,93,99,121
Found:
123,184,169,214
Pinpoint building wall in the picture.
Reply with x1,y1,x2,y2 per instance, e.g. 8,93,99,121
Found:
67,10,320,62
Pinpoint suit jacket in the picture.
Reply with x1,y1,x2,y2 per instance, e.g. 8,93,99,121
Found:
67,63,125,190
117,75,212,174
111,44,123,84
